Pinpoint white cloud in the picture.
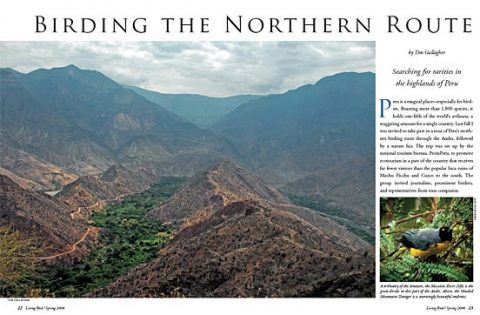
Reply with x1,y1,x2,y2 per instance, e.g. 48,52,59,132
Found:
0,41,374,97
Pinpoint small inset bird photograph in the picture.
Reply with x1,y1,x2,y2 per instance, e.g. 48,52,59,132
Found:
380,197,473,282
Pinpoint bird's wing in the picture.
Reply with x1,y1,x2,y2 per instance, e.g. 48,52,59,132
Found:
400,228,441,250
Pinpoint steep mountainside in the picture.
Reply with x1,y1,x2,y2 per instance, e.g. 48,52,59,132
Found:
0,167,43,191
0,175,89,259
0,66,234,180
93,160,374,297
0,143,77,191
214,72,375,185
148,159,289,223
0,68,114,175
127,85,259,128
57,164,156,211
283,157,375,226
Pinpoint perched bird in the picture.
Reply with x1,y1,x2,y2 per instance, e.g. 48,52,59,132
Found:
399,226,453,257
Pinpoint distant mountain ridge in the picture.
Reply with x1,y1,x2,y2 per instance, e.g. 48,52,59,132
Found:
0,65,235,186
0,64,376,297
214,71,375,184
126,85,259,128
1,66,373,191
1,66,375,245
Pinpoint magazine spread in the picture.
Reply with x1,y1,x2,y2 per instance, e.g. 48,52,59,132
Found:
0,0,478,314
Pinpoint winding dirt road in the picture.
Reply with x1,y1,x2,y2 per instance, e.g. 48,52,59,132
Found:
37,192,135,260
69,201,104,219
37,227,95,260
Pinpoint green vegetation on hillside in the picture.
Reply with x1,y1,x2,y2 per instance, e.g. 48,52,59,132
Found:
287,194,375,244
0,227,43,296
34,176,187,297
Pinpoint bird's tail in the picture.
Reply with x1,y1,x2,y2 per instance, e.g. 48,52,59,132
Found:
381,245,407,261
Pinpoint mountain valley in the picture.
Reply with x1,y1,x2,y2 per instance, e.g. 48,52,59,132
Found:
0,65,375,297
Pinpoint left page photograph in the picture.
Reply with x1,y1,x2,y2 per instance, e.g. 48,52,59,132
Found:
0,41,375,298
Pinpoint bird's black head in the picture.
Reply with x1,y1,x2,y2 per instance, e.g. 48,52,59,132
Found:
439,226,453,242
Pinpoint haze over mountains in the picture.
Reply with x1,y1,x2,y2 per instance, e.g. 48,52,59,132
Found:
213,71,375,230
0,64,375,297
0,65,233,187
126,85,259,128
215,72,375,183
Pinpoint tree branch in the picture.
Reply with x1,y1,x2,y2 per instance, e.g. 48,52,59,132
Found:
381,210,437,230
441,230,473,260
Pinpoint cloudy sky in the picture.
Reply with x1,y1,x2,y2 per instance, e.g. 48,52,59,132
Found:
0,41,374,97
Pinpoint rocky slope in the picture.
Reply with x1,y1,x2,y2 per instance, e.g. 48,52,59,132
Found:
0,143,77,191
0,66,234,183
93,160,374,297
283,157,375,226
57,164,155,211
0,167,43,191
148,159,289,223
0,175,90,260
